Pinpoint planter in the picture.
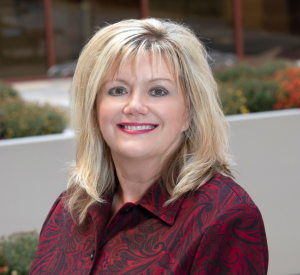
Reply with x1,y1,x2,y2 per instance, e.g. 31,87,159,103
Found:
0,129,75,237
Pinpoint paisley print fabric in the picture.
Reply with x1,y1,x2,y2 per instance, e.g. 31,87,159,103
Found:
30,174,268,274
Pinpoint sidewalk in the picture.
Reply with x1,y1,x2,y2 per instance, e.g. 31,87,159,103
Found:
12,78,72,109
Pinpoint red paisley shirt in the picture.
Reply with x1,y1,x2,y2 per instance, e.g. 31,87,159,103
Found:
30,174,268,274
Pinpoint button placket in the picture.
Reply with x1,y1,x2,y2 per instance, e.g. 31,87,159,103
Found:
96,204,135,255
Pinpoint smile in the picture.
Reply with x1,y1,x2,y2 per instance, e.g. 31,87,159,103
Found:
120,125,156,130
117,123,158,134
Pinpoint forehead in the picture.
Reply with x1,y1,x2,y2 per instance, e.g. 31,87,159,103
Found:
104,51,180,84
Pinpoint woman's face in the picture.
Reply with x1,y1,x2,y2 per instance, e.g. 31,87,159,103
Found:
97,53,189,162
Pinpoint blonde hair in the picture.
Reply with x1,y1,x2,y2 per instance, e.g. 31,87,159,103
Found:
67,18,233,223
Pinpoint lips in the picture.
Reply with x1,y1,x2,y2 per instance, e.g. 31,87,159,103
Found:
117,123,158,134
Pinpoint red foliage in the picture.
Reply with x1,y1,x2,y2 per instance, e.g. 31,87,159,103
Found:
274,67,300,109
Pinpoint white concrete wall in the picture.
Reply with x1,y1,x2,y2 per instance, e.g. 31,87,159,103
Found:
0,109,299,275
0,130,75,235
227,109,300,275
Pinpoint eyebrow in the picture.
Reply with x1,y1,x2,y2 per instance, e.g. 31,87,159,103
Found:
149,78,175,84
103,77,175,85
102,78,130,86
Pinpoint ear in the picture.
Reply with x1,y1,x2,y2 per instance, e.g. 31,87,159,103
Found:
181,111,191,132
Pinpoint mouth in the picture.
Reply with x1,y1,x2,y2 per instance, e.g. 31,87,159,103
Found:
119,125,157,130
117,123,158,133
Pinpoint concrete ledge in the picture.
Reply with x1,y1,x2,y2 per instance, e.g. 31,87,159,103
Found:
0,129,74,147
226,108,300,121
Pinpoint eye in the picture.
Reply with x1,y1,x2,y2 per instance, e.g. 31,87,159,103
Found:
108,87,127,96
149,87,169,97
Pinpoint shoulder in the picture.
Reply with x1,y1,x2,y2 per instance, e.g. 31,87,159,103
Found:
195,173,257,207
30,192,96,274
180,173,262,225
39,191,71,235
186,175,269,273
204,173,257,205
43,192,65,218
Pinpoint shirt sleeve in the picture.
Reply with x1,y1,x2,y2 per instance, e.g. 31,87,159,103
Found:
30,192,65,274
30,191,95,275
190,204,269,275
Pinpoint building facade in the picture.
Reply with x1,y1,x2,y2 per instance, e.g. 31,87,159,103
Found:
0,0,299,79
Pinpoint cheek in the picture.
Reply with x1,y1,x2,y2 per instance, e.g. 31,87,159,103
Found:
97,102,112,134
158,101,188,133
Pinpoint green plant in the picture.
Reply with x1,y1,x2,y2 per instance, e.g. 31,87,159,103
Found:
215,60,291,83
0,250,7,267
215,63,253,82
253,60,291,78
0,97,67,139
0,83,19,100
219,78,279,115
219,85,248,115
235,78,279,113
0,231,39,275
215,60,293,115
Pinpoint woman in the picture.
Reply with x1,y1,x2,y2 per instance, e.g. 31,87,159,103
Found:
30,19,268,274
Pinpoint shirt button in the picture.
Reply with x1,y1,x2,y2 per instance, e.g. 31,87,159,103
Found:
121,208,132,214
91,250,95,260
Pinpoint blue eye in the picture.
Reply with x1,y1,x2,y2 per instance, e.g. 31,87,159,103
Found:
149,87,169,97
108,87,127,96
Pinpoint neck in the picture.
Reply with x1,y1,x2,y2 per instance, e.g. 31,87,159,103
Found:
107,155,161,224
113,155,161,204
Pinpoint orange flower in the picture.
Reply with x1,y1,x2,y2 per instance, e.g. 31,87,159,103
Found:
274,67,300,109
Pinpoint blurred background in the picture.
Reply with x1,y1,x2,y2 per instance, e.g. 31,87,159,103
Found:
0,0,300,275
0,0,300,79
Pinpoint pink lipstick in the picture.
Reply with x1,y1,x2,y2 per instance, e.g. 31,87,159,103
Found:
117,122,158,135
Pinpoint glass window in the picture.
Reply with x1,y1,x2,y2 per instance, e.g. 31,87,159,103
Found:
226,0,300,57
150,0,235,53
0,0,47,78
150,0,300,59
52,0,140,65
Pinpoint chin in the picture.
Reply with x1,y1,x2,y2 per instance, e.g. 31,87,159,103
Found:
120,149,153,160
114,143,156,160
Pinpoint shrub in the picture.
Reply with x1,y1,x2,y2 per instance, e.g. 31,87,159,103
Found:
215,63,253,82
252,60,292,78
0,97,67,139
235,78,279,113
0,249,7,267
219,78,279,115
0,83,19,100
219,85,248,115
0,82,67,139
274,67,300,109
215,60,291,83
215,60,294,115
0,231,39,275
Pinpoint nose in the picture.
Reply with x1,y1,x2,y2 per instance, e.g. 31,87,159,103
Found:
123,90,149,116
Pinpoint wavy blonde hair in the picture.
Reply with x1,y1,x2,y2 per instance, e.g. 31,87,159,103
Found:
67,18,233,223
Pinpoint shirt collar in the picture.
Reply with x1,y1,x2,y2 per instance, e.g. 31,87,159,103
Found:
89,179,185,227
137,179,186,226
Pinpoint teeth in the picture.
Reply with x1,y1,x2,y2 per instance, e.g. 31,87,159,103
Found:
122,125,156,130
